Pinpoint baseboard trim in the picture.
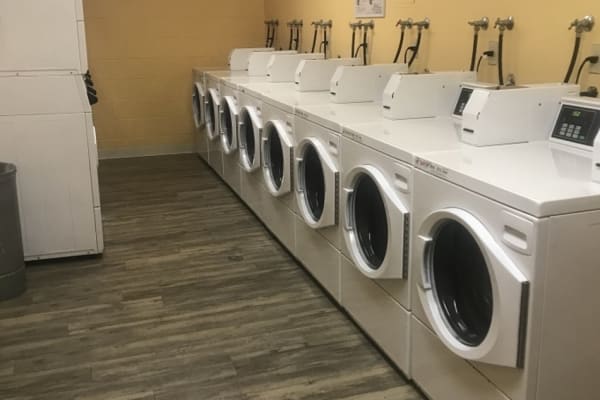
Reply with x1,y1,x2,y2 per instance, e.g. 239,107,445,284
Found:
98,144,194,160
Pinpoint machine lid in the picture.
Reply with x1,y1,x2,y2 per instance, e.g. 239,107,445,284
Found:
417,208,530,368
295,138,339,228
238,106,262,172
295,102,383,133
343,165,410,279
262,120,293,196
263,90,331,114
342,117,464,166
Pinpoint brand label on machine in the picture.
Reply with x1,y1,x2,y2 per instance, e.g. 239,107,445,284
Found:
343,131,363,143
296,110,309,119
415,157,449,178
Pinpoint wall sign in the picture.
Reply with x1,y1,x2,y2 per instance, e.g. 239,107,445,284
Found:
354,0,385,18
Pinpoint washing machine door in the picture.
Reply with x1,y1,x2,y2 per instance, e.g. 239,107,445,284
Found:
415,208,530,368
295,138,339,229
205,88,220,140
262,120,293,196
192,82,205,128
238,106,262,172
219,95,239,155
343,165,409,279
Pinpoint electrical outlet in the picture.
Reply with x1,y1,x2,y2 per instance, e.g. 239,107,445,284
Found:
590,44,600,74
487,41,498,66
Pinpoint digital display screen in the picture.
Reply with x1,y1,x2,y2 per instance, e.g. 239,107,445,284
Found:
551,105,600,146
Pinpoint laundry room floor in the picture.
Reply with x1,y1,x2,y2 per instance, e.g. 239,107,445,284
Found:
0,154,423,400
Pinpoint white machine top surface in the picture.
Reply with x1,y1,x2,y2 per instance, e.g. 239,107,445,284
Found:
220,74,274,89
259,89,331,113
295,102,383,133
238,82,296,99
343,117,464,164
415,141,600,217
193,66,228,75
205,70,243,79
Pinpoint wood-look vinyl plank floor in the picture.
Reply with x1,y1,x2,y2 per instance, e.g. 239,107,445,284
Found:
0,154,424,400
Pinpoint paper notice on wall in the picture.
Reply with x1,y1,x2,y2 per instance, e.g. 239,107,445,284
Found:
354,0,385,18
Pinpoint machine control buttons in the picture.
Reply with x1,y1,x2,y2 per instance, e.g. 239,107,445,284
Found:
552,105,600,146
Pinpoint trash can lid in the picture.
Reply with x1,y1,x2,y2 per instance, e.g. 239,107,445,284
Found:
0,162,16,180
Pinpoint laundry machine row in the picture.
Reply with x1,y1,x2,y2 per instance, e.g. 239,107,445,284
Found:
193,49,600,399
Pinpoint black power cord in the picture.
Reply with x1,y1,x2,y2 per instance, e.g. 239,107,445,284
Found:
575,55,599,84
407,30,423,67
476,50,495,72
470,32,479,71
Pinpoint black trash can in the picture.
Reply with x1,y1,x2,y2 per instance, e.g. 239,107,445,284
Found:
0,162,26,301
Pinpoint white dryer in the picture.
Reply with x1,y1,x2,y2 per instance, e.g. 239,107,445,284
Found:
339,81,578,378
293,103,386,302
233,58,358,227
258,89,331,253
341,117,469,377
291,64,407,302
409,96,600,400
207,51,316,177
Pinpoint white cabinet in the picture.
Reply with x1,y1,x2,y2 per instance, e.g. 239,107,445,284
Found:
0,0,87,74
0,75,103,260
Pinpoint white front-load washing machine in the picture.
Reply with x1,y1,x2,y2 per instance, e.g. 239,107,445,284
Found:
338,81,578,378
257,89,331,254
290,66,408,304
409,96,600,400
292,102,386,303
340,117,468,377
232,57,363,230
205,70,272,175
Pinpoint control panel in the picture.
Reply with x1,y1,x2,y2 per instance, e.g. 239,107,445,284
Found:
453,87,474,116
551,104,600,147
452,82,499,118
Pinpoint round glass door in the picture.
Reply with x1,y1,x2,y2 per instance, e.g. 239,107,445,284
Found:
300,143,325,221
239,107,258,170
429,220,493,346
220,99,234,149
205,93,216,138
351,173,388,269
264,124,284,189
192,85,203,128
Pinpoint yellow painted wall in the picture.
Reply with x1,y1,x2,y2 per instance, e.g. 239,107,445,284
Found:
264,0,600,88
83,0,265,159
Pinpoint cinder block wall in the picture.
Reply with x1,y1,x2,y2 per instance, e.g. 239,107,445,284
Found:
84,0,266,159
